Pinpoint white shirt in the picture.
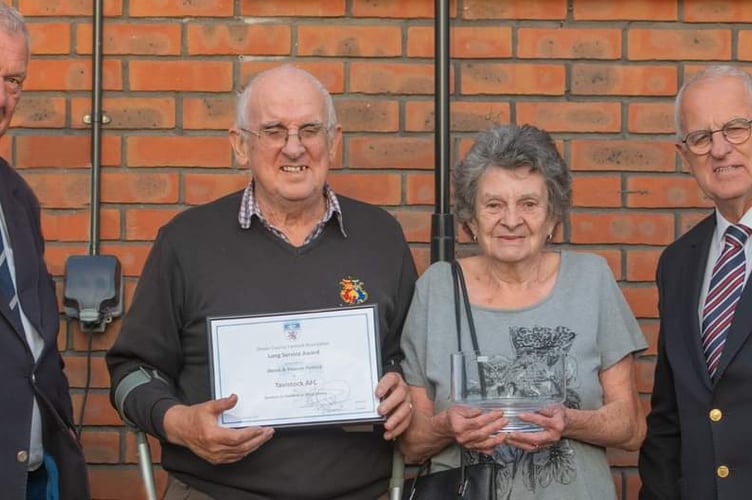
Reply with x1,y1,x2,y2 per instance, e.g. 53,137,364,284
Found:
0,200,45,470
697,208,752,333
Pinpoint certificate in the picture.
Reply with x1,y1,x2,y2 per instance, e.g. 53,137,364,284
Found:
207,305,383,428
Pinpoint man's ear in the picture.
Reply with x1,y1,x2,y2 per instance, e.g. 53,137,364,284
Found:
229,128,250,167
675,142,693,175
328,124,343,162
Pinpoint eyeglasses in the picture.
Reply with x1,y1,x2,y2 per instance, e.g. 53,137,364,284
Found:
240,123,328,149
681,118,752,155
2,75,23,98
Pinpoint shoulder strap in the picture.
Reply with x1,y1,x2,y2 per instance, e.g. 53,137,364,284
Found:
451,260,480,353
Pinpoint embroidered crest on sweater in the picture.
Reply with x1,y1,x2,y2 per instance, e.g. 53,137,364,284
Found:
339,277,368,305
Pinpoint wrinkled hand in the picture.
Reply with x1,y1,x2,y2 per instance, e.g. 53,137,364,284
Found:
505,404,567,453
375,372,413,441
163,394,274,465
446,405,508,455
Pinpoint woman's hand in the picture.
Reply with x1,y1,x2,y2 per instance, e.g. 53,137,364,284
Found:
504,404,567,453
446,405,510,455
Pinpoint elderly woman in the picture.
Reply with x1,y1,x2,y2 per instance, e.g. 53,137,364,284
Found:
399,124,647,499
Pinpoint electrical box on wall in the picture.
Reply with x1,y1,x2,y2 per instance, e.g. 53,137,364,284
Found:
63,254,123,333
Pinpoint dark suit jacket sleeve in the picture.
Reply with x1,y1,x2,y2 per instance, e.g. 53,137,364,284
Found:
639,254,682,500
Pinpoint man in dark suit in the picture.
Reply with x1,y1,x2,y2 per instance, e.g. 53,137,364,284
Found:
639,65,752,500
0,4,89,499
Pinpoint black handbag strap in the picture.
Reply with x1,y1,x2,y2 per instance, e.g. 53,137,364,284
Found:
451,260,480,353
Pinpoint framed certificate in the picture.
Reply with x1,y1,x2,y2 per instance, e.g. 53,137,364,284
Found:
207,305,383,428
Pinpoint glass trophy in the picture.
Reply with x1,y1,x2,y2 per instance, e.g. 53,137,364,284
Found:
450,351,567,433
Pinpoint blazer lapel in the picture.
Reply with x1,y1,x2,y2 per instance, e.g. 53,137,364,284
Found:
680,215,716,389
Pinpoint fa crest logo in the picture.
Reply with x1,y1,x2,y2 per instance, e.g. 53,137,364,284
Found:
339,277,368,305
284,321,300,341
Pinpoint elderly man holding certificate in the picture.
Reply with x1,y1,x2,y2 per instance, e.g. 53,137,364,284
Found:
106,65,417,500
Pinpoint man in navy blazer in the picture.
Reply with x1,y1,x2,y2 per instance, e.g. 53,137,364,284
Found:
639,65,752,500
0,4,89,499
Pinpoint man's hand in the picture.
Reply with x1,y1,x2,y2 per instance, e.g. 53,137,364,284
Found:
375,372,413,441
163,394,274,465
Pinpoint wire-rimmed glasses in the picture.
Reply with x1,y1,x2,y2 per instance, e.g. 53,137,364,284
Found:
681,118,752,155
240,123,328,149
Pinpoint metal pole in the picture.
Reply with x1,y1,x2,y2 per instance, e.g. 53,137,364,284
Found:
136,431,158,500
430,0,454,264
88,0,103,256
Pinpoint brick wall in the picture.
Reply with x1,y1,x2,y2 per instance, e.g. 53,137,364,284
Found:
9,0,747,498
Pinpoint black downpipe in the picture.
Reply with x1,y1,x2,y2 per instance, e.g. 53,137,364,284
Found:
430,0,454,264
88,0,103,256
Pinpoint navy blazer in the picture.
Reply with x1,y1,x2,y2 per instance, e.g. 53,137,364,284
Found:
0,158,89,499
639,214,752,500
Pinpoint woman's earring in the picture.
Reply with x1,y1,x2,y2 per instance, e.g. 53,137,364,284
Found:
472,234,478,243
546,233,552,242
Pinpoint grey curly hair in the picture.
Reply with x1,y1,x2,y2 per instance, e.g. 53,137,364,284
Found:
452,124,571,238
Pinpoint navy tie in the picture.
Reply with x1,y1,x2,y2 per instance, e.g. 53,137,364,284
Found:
0,234,22,331
702,224,752,377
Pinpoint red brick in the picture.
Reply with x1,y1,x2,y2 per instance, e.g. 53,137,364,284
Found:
25,58,123,91
22,172,88,208
573,0,677,20
516,102,620,133
571,64,677,96
352,0,455,18
518,28,621,59
125,208,182,241
391,209,432,243
628,103,676,134
639,320,660,356
626,249,662,283
335,99,399,132
130,61,233,92
124,431,162,464
241,0,345,16
63,355,111,389
126,136,231,168
572,175,622,207
13,96,66,128
28,22,70,55
607,447,639,467
679,211,712,235
634,357,657,394
187,24,291,56
461,0,567,19
298,25,401,57
406,174,435,206
130,0,232,16
240,61,345,94
88,467,167,500
184,173,250,205
628,29,731,61
622,285,659,318
684,1,752,22
349,136,433,169
407,26,512,58
77,23,181,56
624,470,642,500
570,212,675,245
71,97,176,129
19,0,123,16
411,246,431,276
16,135,121,168
80,430,120,464
626,175,713,208
98,243,154,277
328,173,402,206
183,96,235,130
461,63,565,95
570,140,677,172
100,172,179,204
405,100,510,132
42,209,120,242
72,392,120,426
350,62,435,95
44,244,88,276
738,32,752,61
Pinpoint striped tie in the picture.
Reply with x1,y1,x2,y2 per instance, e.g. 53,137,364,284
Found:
0,235,22,331
702,224,752,377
